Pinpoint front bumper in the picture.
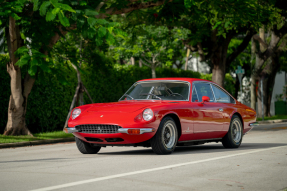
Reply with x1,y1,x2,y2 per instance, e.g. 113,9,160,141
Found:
64,127,78,133
64,127,155,134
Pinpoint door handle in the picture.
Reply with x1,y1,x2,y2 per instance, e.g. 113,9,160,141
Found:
219,108,223,112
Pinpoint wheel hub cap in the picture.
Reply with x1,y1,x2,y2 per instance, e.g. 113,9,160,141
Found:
232,120,242,144
162,122,176,149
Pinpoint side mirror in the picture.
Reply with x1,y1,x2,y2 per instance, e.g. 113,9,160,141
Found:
201,96,210,104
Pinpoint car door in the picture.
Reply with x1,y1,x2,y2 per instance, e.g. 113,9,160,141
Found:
210,84,236,132
192,82,225,139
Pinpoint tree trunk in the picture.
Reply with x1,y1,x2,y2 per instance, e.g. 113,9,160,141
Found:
151,56,157,78
211,34,232,87
4,17,65,135
131,57,135,65
250,38,257,110
185,48,190,71
211,47,227,87
4,17,33,136
139,59,142,67
250,75,257,110
252,27,285,117
257,77,267,118
151,62,156,78
266,53,280,116
4,68,35,136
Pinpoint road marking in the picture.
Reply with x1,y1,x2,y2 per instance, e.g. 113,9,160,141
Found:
30,145,287,191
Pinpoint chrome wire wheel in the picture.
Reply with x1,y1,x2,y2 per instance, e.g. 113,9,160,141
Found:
151,117,178,154
231,119,242,144
162,122,176,149
222,115,243,148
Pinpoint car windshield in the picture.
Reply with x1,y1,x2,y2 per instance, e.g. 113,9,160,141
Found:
119,81,190,101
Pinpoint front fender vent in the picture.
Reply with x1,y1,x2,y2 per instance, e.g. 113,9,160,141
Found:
76,124,122,134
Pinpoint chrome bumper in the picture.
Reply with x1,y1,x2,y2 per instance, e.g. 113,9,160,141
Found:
64,127,78,133
249,122,259,127
244,122,259,135
118,128,155,134
64,127,155,134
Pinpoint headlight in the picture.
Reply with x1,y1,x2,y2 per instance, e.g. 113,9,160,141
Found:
72,108,81,119
143,108,153,121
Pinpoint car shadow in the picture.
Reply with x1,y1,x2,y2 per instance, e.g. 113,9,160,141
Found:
98,142,287,156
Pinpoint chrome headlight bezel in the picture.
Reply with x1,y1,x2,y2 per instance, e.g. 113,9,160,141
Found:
72,108,81,120
143,108,154,121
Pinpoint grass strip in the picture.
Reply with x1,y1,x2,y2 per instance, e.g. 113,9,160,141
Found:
0,131,74,144
257,115,287,121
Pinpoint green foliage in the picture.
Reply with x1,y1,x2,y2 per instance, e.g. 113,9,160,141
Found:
0,54,10,132
0,0,125,87
112,24,190,69
180,0,280,40
14,47,56,77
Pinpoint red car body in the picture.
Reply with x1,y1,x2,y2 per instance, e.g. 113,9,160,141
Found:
65,78,257,151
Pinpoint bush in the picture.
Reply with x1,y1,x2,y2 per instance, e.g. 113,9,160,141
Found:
0,54,235,133
0,54,10,132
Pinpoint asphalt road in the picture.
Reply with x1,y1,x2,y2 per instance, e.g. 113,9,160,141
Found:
0,123,287,191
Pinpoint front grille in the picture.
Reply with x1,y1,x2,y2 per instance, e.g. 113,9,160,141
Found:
76,124,121,134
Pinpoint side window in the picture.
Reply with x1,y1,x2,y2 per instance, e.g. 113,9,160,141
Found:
194,83,215,102
192,87,199,102
211,85,233,103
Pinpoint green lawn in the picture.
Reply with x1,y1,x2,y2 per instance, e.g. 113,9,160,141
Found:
0,131,74,144
257,115,287,121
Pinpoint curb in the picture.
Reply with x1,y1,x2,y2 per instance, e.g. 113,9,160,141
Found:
0,137,75,149
258,119,287,124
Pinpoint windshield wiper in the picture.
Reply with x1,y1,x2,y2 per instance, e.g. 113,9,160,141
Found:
140,93,162,100
124,94,134,100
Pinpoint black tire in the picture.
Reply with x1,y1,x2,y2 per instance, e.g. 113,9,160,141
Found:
75,137,101,154
222,115,243,148
151,117,178,155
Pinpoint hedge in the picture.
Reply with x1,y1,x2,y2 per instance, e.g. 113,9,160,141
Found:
0,54,235,133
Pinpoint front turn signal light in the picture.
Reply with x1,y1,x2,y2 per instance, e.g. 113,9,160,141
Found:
128,129,141,135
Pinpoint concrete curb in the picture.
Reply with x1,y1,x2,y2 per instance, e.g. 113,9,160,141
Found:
0,137,75,149
258,119,287,124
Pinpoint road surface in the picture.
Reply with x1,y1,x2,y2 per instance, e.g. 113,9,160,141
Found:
0,123,287,191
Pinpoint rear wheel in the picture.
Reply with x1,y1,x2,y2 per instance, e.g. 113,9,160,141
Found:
222,115,243,148
75,137,101,154
151,117,178,155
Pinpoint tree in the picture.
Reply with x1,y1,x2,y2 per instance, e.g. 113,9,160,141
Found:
0,0,170,135
251,25,287,117
112,24,189,78
158,0,279,87
250,0,287,116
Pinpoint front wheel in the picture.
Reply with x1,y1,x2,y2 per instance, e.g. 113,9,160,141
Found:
75,137,101,154
151,117,178,155
222,115,243,148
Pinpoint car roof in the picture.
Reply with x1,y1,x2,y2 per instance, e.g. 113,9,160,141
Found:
138,77,213,84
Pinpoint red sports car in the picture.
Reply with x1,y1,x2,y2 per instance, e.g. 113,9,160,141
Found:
65,78,258,155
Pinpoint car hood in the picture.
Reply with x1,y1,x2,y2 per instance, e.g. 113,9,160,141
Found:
85,101,155,113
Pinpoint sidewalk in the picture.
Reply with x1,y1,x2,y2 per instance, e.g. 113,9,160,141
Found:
1,119,287,149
